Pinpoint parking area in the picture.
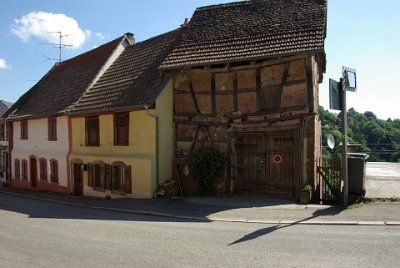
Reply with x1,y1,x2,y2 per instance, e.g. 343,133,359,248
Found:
365,162,400,198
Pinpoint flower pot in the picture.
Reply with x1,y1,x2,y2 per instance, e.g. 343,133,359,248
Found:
299,191,311,204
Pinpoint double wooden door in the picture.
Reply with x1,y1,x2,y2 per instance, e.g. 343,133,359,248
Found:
235,131,297,195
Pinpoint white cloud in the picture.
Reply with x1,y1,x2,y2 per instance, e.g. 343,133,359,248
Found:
11,11,89,49
0,58,12,70
95,32,105,40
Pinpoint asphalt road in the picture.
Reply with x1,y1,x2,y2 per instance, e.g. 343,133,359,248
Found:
0,193,399,268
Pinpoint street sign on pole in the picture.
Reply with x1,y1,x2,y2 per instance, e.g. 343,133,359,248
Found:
329,78,342,110
328,67,357,206
341,66,357,206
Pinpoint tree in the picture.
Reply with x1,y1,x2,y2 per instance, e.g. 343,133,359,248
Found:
319,106,400,162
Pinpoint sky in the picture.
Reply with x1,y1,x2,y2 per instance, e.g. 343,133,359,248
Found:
1,0,399,120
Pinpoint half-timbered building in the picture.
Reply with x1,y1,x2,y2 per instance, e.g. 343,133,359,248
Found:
161,0,327,197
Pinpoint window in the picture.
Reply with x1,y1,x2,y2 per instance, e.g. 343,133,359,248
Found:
87,161,131,194
0,122,4,141
114,112,129,145
21,159,28,180
48,117,57,141
14,159,20,179
21,120,28,140
88,161,105,190
85,116,99,146
39,158,48,181
111,162,132,194
49,159,58,183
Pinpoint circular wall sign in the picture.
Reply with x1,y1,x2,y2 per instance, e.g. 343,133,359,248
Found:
273,154,283,164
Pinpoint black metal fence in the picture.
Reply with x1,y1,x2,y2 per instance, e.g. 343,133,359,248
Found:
317,157,342,204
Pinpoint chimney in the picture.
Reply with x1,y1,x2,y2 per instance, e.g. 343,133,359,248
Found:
180,18,189,27
125,32,135,44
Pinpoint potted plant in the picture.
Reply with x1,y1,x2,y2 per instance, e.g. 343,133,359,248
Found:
299,184,312,204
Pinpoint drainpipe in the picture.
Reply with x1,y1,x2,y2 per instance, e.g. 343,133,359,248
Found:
144,105,159,196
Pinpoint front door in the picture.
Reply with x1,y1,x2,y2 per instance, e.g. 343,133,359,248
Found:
30,157,37,188
235,131,296,195
73,162,83,196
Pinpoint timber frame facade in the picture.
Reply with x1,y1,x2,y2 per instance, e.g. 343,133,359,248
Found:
161,0,327,197
172,54,322,197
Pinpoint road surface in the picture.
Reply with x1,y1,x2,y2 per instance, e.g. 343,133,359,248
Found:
0,193,399,267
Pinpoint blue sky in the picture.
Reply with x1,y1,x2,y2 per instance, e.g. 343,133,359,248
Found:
1,0,399,120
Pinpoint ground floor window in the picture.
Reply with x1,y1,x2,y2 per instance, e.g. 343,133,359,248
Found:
49,159,59,183
88,160,131,194
88,161,106,190
14,159,20,179
21,159,28,180
39,158,48,181
111,162,132,194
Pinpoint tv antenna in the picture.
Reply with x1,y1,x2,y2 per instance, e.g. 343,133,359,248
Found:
41,31,73,62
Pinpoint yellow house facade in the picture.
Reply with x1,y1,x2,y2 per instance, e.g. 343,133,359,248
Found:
69,81,173,198
68,29,181,198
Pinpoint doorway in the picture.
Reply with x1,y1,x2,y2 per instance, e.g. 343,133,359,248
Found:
30,157,37,188
234,130,297,195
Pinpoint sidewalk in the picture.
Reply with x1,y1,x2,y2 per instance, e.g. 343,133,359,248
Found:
1,186,399,226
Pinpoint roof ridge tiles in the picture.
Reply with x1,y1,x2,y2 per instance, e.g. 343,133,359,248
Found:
195,0,253,11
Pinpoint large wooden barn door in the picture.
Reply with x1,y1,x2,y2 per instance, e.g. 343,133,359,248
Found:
235,131,295,195
236,134,266,194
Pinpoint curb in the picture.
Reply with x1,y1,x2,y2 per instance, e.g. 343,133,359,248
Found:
1,190,400,226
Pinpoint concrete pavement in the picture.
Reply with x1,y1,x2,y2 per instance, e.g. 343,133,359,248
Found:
1,186,399,226
366,162,400,198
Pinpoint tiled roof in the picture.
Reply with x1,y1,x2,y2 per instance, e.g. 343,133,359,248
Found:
69,29,181,115
6,34,130,120
0,100,13,117
161,0,327,69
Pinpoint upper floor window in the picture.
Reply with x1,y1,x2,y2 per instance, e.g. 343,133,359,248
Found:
114,112,129,146
14,159,20,179
49,159,58,183
20,120,28,140
85,116,99,146
48,117,57,141
39,158,48,181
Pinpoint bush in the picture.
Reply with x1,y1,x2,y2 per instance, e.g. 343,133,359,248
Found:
187,146,227,195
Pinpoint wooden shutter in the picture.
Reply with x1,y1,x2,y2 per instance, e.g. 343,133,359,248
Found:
87,163,93,187
105,164,111,190
100,163,106,189
124,165,132,194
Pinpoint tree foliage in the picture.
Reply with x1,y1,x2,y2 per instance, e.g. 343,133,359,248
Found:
319,106,400,162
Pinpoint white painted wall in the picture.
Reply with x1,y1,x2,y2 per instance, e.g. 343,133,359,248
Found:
11,116,70,187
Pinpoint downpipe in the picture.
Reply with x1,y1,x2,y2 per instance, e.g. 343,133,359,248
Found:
144,105,159,197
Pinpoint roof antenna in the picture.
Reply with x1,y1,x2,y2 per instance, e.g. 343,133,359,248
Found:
40,31,73,62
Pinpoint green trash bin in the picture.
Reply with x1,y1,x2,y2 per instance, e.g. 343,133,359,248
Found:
348,153,369,195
